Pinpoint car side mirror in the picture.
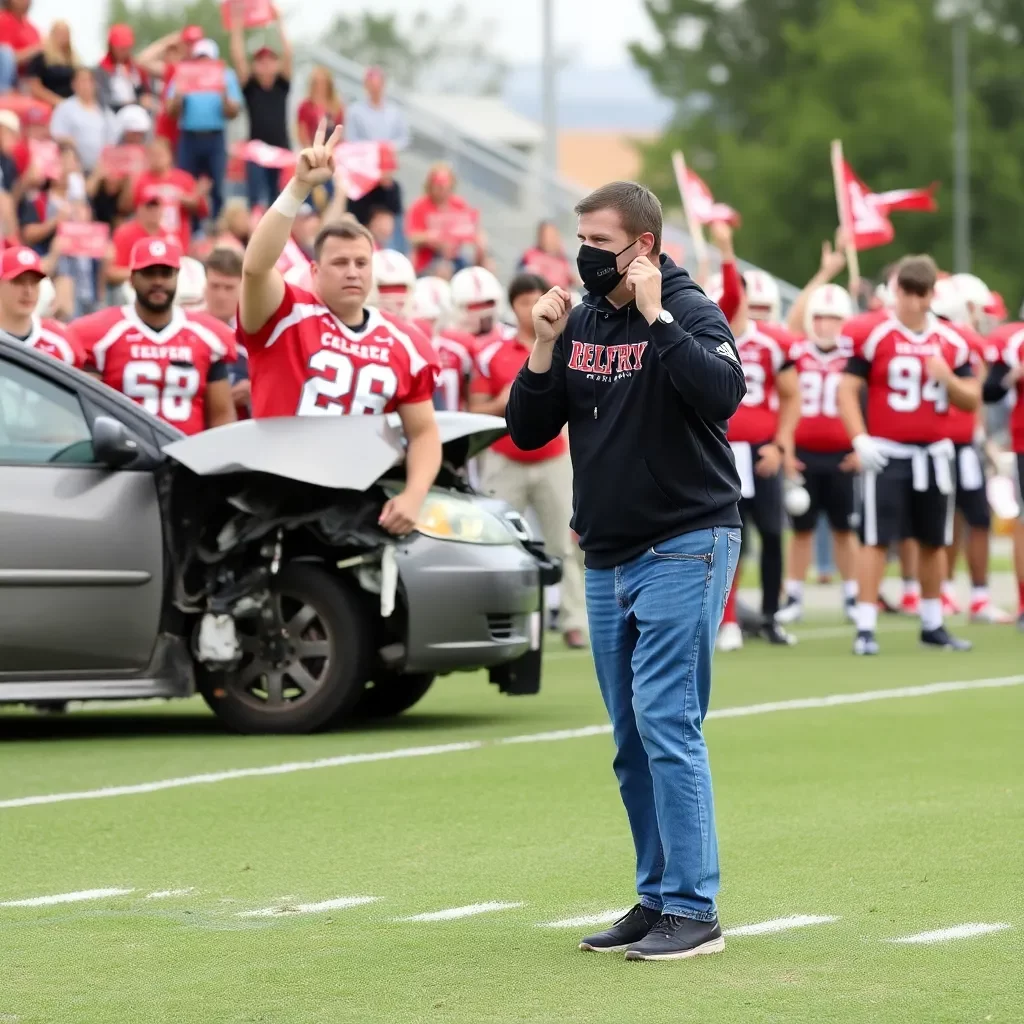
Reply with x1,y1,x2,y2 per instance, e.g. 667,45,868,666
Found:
92,415,141,469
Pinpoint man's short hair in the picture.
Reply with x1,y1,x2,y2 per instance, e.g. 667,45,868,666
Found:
574,180,663,255
895,255,938,296
313,215,375,260
508,272,549,305
204,247,243,278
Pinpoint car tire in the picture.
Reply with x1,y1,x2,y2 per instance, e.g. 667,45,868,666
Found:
198,562,369,735
352,672,436,719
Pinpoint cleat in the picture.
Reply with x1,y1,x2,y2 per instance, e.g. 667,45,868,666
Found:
625,914,725,961
853,630,879,656
968,601,1014,624
878,592,900,615
716,621,743,652
758,620,797,645
900,593,921,616
774,595,803,624
920,627,973,651
579,903,661,953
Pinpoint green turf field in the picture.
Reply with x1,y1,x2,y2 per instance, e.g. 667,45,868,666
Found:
1,618,1022,1023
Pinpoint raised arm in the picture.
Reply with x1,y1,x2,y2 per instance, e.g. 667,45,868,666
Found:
273,4,293,79
241,117,341,333
786,235,847,335
137,30,183,78
228,0,250,84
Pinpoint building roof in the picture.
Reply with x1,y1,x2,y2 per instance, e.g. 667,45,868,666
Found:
415,95,543,147
558,131,657,190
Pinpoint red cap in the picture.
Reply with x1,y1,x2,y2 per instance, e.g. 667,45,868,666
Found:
108,24,135,50
182,25,203,44
1,246,45,280
253,45,278,60
139,183,163,204
130,236,182,272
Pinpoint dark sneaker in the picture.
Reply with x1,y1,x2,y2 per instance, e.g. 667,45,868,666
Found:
579,904,661,953
758,620,797,645
624,914,725,961
921,627,973,651
853,630,879,656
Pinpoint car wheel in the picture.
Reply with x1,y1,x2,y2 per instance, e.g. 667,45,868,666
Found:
198,563,369,734
352,672,436,719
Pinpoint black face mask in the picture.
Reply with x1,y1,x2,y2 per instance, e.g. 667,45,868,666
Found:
576,239,640,296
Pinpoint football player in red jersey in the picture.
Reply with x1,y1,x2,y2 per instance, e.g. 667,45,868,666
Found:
411,275,479,412
776,283,861,625
70,237,237,436
0,247,84,367
718,271,801,648
838,255,981,655
238,118,441,536
982,320,1024,630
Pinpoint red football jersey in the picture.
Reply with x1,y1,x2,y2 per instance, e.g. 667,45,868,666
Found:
238,283,438,418
727,321,796,443
944,323,987,444
842,312,972,444
990,322,1024,453
0,317,85,367
71,305,235,435
791,338,852,453
432,328,478,411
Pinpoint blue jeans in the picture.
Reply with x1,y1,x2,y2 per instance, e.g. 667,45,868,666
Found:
586,526,740,921
0,46,16,93
176,130,226,220
245,161,280,210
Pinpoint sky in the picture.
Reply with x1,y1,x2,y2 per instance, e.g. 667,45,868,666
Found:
38,0,661,67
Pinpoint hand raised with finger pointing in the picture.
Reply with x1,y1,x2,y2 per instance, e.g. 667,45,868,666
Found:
295,118,343,189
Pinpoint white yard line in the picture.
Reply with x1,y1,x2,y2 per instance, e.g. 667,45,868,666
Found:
889,923,1012,944
238,896,379,918
0,888,134,907
536,909,632,929
146,888,194,899
3,674,1022,812
400,902,523,922
724,914,839,937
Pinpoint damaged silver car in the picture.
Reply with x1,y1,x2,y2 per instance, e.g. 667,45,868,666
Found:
0,339,560,733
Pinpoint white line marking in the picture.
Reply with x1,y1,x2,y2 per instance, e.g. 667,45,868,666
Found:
724,914,839,937
0,888,134,907
238,896,379,918
146,889,194,899
3,675,1022,811
537,908,632,929
400,901,523,922
889,923,1012,944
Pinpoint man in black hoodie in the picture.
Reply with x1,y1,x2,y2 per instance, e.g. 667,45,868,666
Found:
506,181,745,961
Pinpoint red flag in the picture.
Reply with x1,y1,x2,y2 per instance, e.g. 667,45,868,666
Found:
333,142,395,201
233,140,297,170
839,159,938,251
678,167,741,227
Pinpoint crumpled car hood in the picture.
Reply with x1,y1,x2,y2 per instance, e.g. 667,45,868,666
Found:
162,412,507,491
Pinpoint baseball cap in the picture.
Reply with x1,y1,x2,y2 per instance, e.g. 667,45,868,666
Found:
253,45,278,60
115,103,152,138
0,111,21,135
1,246,45,281
138,183,163,204
182,25,203,44
108,24,135,50
193,39,220,60
130,237,182,272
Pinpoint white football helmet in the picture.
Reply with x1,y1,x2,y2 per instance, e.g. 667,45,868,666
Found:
743,269,781,322
450,266,504,335
33,276,56,318
412,276,451,328
174,256,206,309
806,284,852,347
875,277,896,309
370,248,416,316
931,276,969,324
949,272,994,331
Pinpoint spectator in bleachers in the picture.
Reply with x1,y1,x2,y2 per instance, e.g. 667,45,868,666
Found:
49,67,115,174
86,104,148,230
167,38,240,222
0,0,41,93
229,1,292,211
365,206,395,250
113,101,150,146
130,136,209,253
95,24,151,114
25,19,76,107
17,158,56,255
211,197,250,252
0,108,24,194
203,246,249,414
138,27,203,156
296,66,343,149
345,66,409,150
104,183,172,287
406,162,483,276
50,142,99,319
519,220,576,290
346,144,403,247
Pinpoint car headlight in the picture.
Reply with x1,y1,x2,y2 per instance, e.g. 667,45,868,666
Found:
414,492,515,545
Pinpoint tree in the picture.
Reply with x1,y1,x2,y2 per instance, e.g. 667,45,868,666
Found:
317,6,507,96
107,0,231,59
632,0,1024,310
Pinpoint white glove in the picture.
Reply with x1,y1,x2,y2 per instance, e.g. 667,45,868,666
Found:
853,434,889,474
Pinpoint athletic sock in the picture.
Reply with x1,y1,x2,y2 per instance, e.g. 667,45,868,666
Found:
920,597,943,632
970,585,989,606
903,579,921,599
785,579,804,601
855,601,877,633
842,579,859,601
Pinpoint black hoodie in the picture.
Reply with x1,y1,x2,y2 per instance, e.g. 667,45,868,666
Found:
506,254,746,569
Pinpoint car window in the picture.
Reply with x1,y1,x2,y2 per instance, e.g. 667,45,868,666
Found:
0,357,94,465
